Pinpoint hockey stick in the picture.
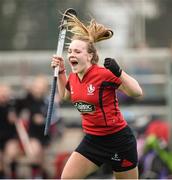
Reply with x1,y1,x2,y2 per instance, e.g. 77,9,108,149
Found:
44,8,77,135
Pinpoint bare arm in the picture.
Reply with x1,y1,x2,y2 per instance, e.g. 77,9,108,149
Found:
57,73,71,100
118,71,143,97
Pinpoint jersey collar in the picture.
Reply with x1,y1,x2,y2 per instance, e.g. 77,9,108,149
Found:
77,64,97,82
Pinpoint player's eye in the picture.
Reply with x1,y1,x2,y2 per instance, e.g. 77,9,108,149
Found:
75,50,81,53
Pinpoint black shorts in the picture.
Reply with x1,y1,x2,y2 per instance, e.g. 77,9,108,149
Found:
75,126,138,172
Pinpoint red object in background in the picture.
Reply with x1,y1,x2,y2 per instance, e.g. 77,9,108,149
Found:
54,152,71,178
145,120,169,143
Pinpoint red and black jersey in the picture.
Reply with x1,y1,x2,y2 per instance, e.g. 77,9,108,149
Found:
66,65,127,135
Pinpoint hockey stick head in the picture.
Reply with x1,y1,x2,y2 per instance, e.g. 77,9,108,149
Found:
64,8,77,20
60,8,77,30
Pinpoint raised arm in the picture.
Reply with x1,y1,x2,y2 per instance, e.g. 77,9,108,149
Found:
104,58,143,97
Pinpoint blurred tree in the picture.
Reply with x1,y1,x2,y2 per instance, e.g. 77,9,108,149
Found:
0,0,88,50
1,0,171,49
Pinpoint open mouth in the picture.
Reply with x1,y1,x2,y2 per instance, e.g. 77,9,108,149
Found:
70,60,78,66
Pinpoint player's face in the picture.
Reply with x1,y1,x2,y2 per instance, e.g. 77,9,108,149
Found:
67,40,93,75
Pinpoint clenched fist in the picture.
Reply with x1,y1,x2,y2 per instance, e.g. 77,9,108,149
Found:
51,55,65,69
51,55,66,74
104,58,122,77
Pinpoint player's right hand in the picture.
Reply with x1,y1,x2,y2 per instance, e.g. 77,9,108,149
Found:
51,55,65,71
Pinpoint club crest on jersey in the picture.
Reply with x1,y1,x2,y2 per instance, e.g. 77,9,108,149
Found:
87,84,95,95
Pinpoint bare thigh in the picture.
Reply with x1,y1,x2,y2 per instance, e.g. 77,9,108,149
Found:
113,166,138,179
4,139,22,160
61,151,99,179
29,138,44,164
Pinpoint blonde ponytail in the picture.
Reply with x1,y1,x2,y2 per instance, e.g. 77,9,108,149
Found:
64,13,113,43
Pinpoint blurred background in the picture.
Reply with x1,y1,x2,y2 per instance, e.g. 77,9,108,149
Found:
0,0,172,179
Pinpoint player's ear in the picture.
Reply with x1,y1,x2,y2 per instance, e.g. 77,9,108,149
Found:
88,53,93,62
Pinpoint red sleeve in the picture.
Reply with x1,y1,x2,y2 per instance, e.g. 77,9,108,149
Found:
104,69,122,88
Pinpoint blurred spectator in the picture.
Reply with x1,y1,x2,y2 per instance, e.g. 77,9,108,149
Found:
15,75,61,178
145,119,169,143
138,119,172,179
0,84,22,178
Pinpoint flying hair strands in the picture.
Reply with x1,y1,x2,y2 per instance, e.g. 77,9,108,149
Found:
63,13,113,43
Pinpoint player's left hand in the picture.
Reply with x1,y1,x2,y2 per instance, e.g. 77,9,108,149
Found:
104,58,122,77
